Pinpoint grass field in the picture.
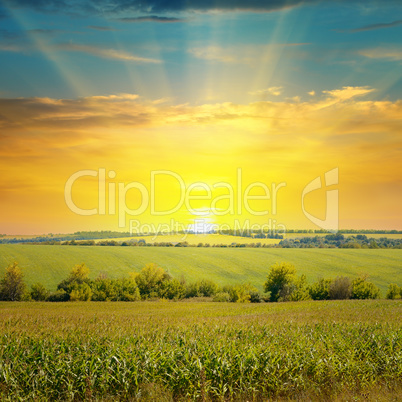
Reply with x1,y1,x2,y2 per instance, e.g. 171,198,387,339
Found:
0,245,400,294
0,300,401,400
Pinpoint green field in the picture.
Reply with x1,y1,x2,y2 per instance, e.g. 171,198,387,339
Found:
0,300,401,400
0,245,400,294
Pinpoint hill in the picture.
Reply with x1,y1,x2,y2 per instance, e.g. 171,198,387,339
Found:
0,245,400,294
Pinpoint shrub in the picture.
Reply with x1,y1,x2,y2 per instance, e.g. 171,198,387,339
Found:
47,290,70,302
264,262,296,302
30,283,49,301
386,283,401,300
198,279,219,297
212,292,231,302
286,274,311,302
223,283,257,303
57,263,91,294
329,276,352,300
186,279,219,298
69,283,93,301
309,278,332,300
133,263,171,299
91,278,140,301
0,262,26,301
160,278,186,300
351,275,380,299
249,291,262,303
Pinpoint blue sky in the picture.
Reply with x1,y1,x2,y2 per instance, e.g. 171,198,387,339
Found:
0,0,401,233
1,0,401,103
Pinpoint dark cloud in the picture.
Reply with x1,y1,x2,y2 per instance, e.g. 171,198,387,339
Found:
88,25,117,31
0,0,314,16
118,15,184,22
1,0,400,16
349,19,402,32
94,0,310,14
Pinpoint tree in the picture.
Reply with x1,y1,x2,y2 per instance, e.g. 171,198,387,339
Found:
0,262,26,301
264,262,296,302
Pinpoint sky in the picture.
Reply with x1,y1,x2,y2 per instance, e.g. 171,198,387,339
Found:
0,0,401,234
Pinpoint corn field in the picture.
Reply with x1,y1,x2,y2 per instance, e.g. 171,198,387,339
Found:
0,300,401,401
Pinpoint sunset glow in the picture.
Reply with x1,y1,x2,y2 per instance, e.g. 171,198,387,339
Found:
0,0,401,234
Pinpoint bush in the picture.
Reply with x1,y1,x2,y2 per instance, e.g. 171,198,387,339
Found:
285,274,311,302
47,290,70,302
223,283,257,303
160,278,186,300
133,263,171,299
264,262,296,302
91,278,140,301
57,263,91,294
30,283,49,301
186,279,219,298
198,279,219,297
386,283,401,300
212,292,231,302
329,276,352,300
249,291,262,303
351,275,380,299
309,278,332,300
0,262,26,301
69,283,93,301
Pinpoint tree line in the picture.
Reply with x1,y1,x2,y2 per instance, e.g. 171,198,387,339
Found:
16,233,402,248
1,261,401,303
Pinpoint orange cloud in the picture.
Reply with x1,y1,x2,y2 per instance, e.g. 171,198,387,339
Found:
0,87,401,233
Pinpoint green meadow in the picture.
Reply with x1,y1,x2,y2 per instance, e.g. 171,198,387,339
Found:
0,244,400,294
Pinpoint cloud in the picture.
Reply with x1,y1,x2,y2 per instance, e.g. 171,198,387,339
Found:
55,43,162,63
117,16,184,23
358,47,402,61
322,86,374,101
189,43,308,64
349,19,402,32
249,87,283,97
1,87,401,234
87,25,117,31
189,46,238,63
2,0,311,15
